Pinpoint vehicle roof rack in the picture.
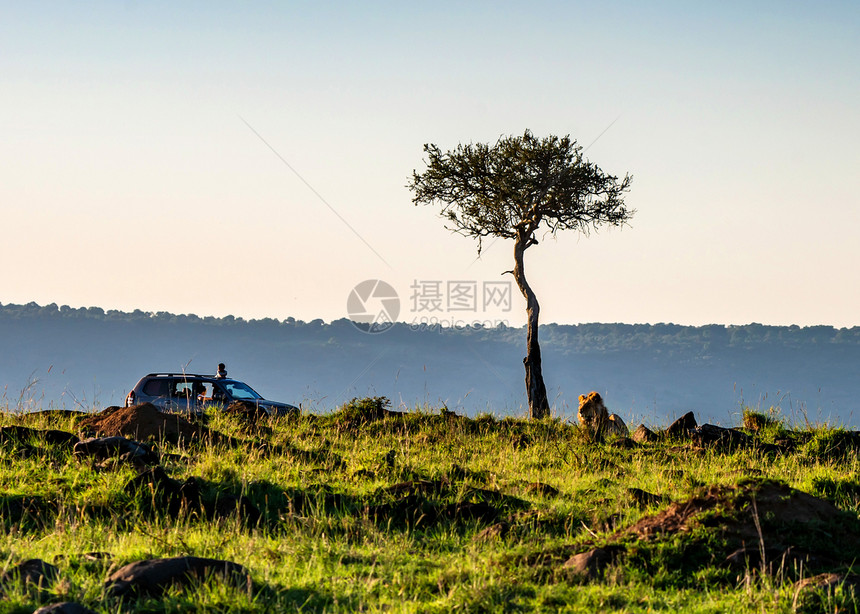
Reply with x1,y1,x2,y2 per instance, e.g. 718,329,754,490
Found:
144,373,213,378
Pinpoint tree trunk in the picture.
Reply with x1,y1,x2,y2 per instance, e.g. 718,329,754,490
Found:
513,230,550,419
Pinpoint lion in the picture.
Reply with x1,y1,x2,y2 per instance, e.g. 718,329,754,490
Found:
577,391,629,439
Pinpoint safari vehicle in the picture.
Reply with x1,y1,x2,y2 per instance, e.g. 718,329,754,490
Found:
124,366,299,416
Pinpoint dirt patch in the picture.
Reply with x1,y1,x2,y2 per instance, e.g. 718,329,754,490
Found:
77,404,205,444
623,485,726,539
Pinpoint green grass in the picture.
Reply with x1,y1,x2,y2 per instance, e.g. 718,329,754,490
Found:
0,401,858,612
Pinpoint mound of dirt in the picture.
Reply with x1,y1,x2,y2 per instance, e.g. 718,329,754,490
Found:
622,480,860,562
77,404,205,444
511,480,860,585
622,486,726,539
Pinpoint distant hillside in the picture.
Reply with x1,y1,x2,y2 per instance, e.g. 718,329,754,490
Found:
1,301,859,426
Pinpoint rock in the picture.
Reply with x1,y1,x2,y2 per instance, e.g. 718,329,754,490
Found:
665,412,697,438
0,558,60,596
690,424,752,450
632,424,659,443
73,436,158,464
33,603,97,614
40,429,81,447
563,546,623,579
104,556,250,598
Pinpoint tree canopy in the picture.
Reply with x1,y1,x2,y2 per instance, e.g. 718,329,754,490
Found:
409,130,633,253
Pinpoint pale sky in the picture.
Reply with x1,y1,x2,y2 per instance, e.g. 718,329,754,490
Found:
2,1,858,328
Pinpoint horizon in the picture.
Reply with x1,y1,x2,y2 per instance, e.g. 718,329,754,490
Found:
5,298,860,331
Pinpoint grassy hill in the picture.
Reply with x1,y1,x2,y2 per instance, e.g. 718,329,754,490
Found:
1,400,859,612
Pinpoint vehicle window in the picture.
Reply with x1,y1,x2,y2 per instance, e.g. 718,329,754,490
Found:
174,381,194,397
196,382,213,400
222,381,262,400
142,379,170,397
211,383,227,402
172,380,210,398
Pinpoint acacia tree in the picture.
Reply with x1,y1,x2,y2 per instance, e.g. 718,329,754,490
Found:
408,130,633,419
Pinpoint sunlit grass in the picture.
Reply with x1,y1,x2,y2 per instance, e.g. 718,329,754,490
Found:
0,402,856,612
